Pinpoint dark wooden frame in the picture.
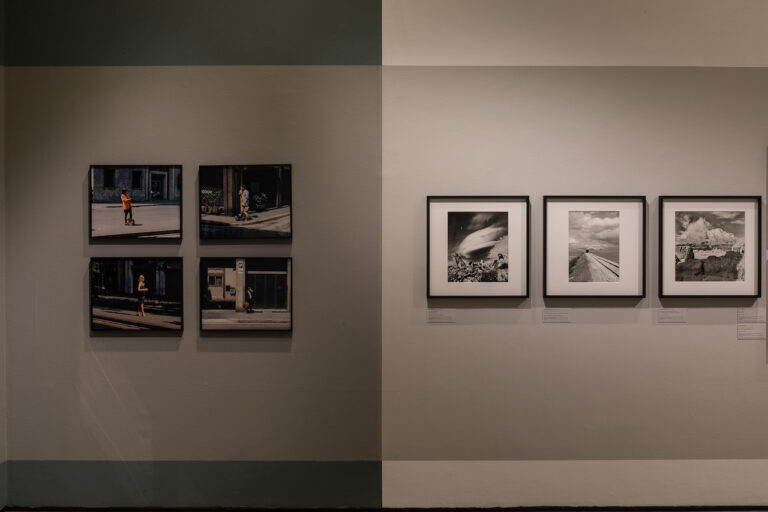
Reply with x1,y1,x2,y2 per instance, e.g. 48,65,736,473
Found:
198,164,293,242
199,257,294,333
89,257,185,332
659,195,762,298
427,195,530,298
543,195,647,298
88,165,183,242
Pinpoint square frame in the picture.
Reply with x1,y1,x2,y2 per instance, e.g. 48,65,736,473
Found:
659,195,761,298
427,195,530,298
543,195,647,298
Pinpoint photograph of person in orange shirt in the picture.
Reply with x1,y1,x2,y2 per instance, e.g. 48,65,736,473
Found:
121,188,133,225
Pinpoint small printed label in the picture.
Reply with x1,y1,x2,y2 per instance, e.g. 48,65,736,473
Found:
427,309,456,323
737,307,766,340
737,323,766,340
737,307,765,324
656,308,687,324
542,309,571,323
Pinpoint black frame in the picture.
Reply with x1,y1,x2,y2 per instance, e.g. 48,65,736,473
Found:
89,257,185,332
427,195,530,298
199,257,294,332
198,164,293,241
543,195,647,298
88,165,184,242
659,195,762,298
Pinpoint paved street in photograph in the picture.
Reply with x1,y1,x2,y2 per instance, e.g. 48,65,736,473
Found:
92,305,182,330
202,309,290,330
91,203,181,238
201,206,290,238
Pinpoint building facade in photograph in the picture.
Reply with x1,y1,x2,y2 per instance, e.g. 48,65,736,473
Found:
203,258,291,313
91,166,181,203
91,259,183,300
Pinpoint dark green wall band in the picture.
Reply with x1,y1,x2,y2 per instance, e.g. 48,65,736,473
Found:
7,460,381,508
4,0,382,65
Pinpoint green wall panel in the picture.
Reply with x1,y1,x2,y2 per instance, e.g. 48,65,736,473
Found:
8,461,382,508
4,0,381,65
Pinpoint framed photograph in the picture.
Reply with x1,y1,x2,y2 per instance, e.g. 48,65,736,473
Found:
200,257,292,331
659,196,761,298
427,196,529,298
544,196,646,298
90,257,184,331
89,165,182,240
199,165,292,239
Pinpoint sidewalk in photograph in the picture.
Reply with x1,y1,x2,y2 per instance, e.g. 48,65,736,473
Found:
201,206,290,237
202,309,291,330
92,306,182,330
91,203,181,238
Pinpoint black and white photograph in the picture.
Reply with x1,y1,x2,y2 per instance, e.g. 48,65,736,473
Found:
568,211,620,282
674,211,745,281
544,197,645,298
200,257,292,331
89,165,182,239
660,197,760,297
428,196,529,297
90,258,183,331
199,165,291,239
447,211,508,283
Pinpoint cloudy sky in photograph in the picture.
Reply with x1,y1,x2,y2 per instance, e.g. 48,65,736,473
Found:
568,211,619,252
447,212,508,261
675,211,744,245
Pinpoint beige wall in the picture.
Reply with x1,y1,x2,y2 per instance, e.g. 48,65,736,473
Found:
383,0,768,66
4,66,381,461
382,66,768,505
0,65,7,468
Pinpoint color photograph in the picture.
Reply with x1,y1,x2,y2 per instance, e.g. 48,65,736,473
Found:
447,211,508,283
568,210,620,282
90,165,182,239
199,165,291,239
90,258,183,331
674,211,745,281
200,257,292,331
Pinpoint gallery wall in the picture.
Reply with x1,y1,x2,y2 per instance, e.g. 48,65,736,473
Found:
383,0,768,66
381,0,768,504
0,56,7,508
1,0,382,508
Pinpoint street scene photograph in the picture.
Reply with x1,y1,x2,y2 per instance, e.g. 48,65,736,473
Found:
90,258,183,331
446,211,509,283
199,165,291,239
568,210,620,282
675,211,745,281
90,165,182,239
200,257,292,331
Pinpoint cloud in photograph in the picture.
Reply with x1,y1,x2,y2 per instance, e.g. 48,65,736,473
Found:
448,212,508,261
676,211,744,245
568,211,619,251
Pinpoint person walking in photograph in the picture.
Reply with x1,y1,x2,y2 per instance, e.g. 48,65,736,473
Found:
121,188,133,225
246,286,255,313
237,184,250,221
137,274,148,317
